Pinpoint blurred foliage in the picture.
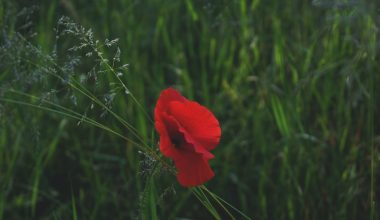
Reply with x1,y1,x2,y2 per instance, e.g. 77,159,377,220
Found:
1,0,379,219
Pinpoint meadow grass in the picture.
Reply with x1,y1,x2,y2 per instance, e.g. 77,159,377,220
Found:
0,0,379,219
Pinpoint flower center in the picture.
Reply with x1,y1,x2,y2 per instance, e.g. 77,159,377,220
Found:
171,134,184,148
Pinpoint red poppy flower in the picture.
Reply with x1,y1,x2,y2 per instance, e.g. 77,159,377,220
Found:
154,88,221,187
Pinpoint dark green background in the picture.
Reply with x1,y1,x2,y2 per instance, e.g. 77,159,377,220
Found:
0,0,379,219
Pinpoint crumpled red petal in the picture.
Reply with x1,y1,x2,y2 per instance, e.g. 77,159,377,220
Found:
162,112,214,159
168,100,221,151
173,150,215,187
154,88,185,122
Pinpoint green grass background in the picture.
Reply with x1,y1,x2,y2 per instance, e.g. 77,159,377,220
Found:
0,0,379,219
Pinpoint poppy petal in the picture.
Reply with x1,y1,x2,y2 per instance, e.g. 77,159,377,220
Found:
155,120,177,157
154,88,186,118
174,150,215,187
161,113,214,160
168,100,221,151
